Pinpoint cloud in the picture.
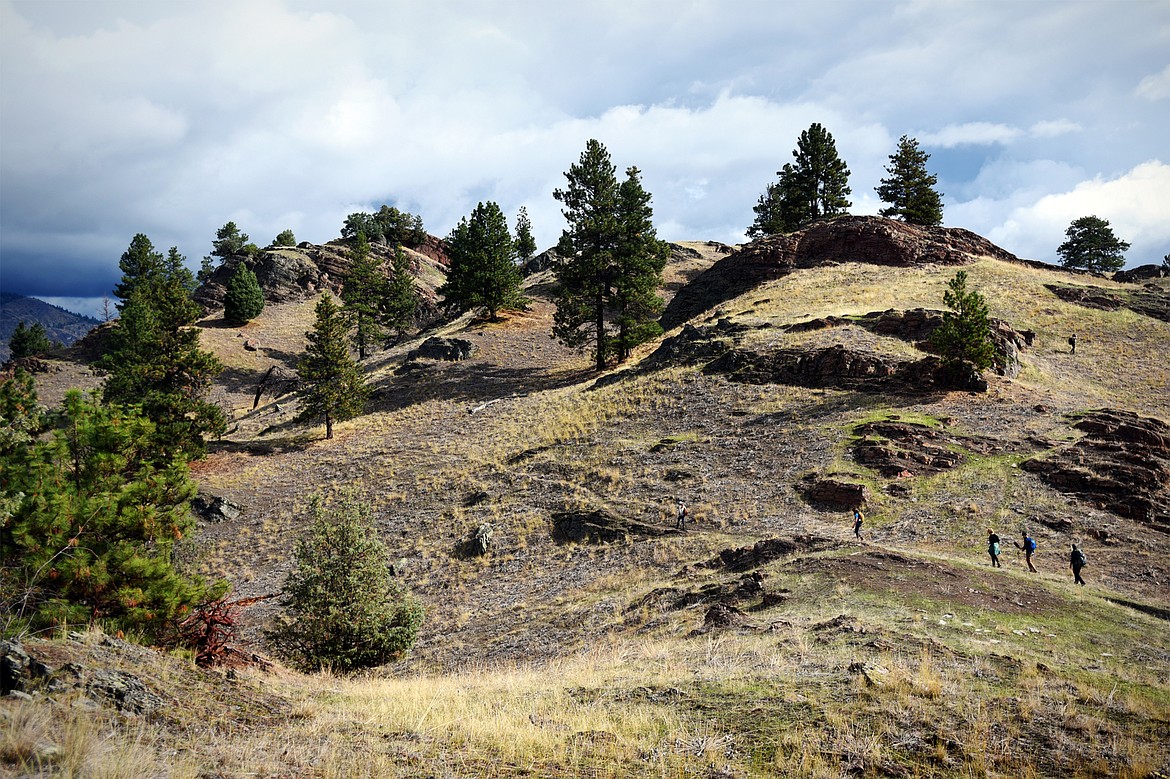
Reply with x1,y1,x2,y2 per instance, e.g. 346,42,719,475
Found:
920,123,1024,148
1137,64,1170,101
985,161,1170,263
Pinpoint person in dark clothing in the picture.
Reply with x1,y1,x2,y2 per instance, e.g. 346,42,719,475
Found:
987,529,1002,568
676,500,688,530
1070,544,1087,586
852,508,864,541
1069,333,1077,354
1014,532,1038,572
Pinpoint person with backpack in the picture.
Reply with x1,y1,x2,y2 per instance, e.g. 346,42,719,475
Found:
852,508,864,541
1070,544,1087,586
987,529,1002,568
1014,531,1038,572
676,500,688,530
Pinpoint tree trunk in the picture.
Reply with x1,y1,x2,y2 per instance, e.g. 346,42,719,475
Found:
594,289,606,372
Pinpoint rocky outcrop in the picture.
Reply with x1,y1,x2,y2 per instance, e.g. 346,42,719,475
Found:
1114,264,1168,283
662,216,1022,329
853,420,1024,478
801,476,870,509
701,535,839,572
551,509,677,544
704,344,942,392
1046,283,1170,324
1022,409,1170,532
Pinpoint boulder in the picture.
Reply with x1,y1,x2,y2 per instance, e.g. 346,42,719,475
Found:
1113,264,1167,283
702,535,839,572
191,494,244,523
85,669,165,715
551,509,675,544
412,337,477,362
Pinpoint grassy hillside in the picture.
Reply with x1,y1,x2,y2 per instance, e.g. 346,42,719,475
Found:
5,245,1169,778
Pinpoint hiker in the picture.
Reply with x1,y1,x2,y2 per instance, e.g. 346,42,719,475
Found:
1070,544,1087,586
1014,531,1038,572
987,528,1002,568
676,500,688,530
852,508,864,541
1068,333,1077,354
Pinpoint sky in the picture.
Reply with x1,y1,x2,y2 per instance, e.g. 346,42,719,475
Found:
1,0,1168,319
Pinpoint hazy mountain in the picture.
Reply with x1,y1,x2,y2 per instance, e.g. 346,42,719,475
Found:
0,292,101,361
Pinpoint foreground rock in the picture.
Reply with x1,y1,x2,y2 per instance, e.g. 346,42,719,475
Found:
551,509,679,544
1022,409,1170,533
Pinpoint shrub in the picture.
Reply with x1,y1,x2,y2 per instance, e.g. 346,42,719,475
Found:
223,262,265,325
266,493,423,673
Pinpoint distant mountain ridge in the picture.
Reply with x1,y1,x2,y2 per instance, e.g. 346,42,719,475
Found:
0,292,100,362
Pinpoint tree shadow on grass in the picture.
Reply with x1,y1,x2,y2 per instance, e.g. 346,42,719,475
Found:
367,359,595,414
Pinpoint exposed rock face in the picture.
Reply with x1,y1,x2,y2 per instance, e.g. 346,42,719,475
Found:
1022,409,1170,533
193,238,448,328
662,216,1022,329
1046,283,1170,324
702,535,839,572
191,494,244,523
1114,264,1168,283
551,509,676,544
704,344,943,392
802,477,870,509
852,421,1023,478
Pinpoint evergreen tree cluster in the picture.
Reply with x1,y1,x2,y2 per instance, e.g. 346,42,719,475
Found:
102,235,225,461
749,124,945,237
339,236,419,360
1,375,223,641
7,321,53,360
439,201,527,322
553,140,670,370
341,205,427,247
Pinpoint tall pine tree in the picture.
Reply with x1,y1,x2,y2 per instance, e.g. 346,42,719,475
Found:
514,206,538,265
439,201,526,321
298,295,367,440
340,233,386,360
748,123,852,237
612,166,670,361
553,140,666,370
382,246,419,345
102,237,224,461
876,135,944,226
929,270,995,385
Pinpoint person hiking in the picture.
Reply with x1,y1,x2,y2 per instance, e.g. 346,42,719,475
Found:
1014,531,1038,572
852,508,864,541
676,500,688,530
1068,333,1077,354
987,529,1002,568
1070,544,1087,586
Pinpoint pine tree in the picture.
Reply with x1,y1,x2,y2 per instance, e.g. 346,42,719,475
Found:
382,245,418,345
273,229,297,247
553,141,667,370
1056,216,1130,273
266,491,423,673
876,135,944,226
340,234,386,360
748,123,851,237
223,262,265,325
298,295,367,440
929,270,995,384
514,206,538,264
553,139,621,371
114,233,166,307
439,201,526,321
102,239,224,461
1,385,223,640
612,166,670,361
8,321,52,359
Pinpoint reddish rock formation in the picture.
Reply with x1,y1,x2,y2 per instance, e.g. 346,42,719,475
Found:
1022,409,1170,532
662,215,1022,329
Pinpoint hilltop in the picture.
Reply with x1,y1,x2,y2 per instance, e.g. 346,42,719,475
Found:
5,217,1169,778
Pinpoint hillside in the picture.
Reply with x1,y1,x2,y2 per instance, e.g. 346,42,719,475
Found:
5,220,1169,778
0,292,100,362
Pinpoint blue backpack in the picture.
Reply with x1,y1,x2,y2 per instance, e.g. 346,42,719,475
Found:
1026,537,1037,553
